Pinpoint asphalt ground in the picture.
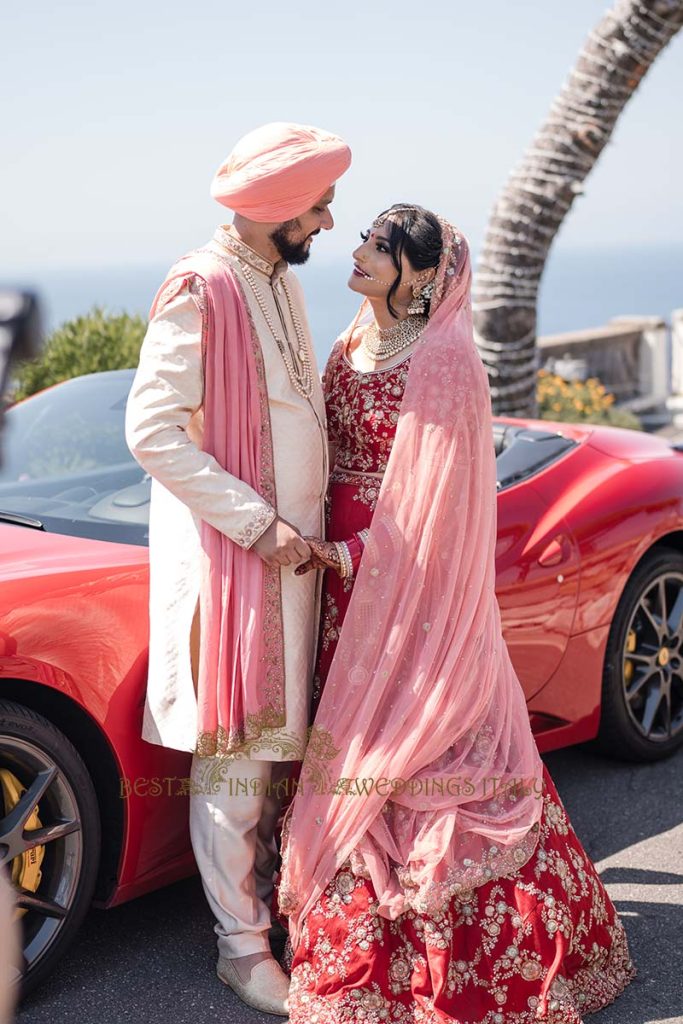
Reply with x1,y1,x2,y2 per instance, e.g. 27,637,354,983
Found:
17,745,683,1024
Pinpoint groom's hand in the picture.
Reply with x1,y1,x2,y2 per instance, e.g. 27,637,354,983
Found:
251,516,311,567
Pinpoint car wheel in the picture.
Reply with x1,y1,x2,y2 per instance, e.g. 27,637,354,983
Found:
0,700,101,995
597,547,683,760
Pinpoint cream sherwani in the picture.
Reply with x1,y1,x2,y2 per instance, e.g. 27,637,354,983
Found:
126,227,328,762
125,227,327,958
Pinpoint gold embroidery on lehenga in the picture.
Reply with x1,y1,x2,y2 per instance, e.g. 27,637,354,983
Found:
319,590,341,652
330,469,382,511
287,785,636,1024
324,340,412,480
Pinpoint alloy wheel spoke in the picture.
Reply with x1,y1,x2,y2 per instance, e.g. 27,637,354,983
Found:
640,684,665,736
639,598,663,641
627,651,657,667
626,667,659,701
21,818,80,853
16,890,68,920
6,767,57,831
663,687,673,739
0,767,58,861
657,577,669,629
666,585,683,636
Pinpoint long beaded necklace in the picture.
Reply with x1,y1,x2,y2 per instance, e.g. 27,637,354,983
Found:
240,264,314,398
361,314,428,361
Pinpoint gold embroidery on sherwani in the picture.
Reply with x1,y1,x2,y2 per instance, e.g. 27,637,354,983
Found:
214,225,275,277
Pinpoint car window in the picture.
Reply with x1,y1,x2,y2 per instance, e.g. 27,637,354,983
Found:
0,371,149,546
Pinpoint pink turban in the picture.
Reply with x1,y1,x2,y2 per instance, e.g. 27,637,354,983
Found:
210,122,351,223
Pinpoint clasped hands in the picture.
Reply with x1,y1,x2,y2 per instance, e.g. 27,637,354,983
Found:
251,516,342,576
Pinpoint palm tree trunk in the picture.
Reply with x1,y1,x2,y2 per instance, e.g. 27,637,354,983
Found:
473,0,683,416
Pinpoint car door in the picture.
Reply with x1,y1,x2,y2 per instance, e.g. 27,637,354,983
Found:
495,481,580,700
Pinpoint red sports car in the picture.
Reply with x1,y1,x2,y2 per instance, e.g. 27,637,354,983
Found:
1,369,682,993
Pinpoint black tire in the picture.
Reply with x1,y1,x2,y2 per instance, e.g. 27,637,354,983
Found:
0,699,101,996
596,547,683,761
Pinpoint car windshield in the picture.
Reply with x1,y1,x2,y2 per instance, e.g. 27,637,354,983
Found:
0,370,149,546
0,370,577,548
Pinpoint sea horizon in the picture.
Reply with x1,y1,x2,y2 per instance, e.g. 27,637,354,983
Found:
3,243,682,368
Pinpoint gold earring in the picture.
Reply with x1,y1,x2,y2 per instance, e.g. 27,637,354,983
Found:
406,276,433,316
407,287,426,316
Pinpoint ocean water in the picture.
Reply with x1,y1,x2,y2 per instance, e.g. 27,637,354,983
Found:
4,244,682,368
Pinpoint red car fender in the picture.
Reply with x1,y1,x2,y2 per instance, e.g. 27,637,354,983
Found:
0,528,193,902
529,441,683,635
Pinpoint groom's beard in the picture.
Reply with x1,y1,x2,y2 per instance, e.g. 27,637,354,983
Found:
270,222,320,265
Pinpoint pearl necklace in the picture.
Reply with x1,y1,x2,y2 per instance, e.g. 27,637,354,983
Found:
240,264,314,398
361,315,428,360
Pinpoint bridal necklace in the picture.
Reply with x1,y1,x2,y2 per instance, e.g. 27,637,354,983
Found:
361,314,428,361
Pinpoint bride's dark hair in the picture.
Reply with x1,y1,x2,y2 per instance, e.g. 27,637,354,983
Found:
374,204,443,319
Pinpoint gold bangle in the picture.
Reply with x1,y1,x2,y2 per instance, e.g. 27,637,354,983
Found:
332,542,345,577
337,541,353,579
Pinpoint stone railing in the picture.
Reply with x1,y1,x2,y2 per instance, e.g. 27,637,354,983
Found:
666,308,683,426
538,313,676,424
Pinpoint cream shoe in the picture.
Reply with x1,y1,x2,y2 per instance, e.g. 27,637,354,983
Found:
217,954,290,1016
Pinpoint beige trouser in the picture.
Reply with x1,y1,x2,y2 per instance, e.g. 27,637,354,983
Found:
189,754,292,959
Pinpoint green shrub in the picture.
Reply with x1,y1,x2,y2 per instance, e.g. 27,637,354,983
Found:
536,370,642,430
10,307,146,401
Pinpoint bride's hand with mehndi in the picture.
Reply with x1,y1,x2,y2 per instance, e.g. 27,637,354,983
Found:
294,537,343,577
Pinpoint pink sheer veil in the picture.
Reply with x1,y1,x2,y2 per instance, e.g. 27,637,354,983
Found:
279,216,544,946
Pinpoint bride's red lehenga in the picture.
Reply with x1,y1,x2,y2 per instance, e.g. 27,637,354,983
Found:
284,338,635,1024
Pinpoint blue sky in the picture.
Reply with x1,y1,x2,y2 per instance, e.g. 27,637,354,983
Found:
2,0,682,272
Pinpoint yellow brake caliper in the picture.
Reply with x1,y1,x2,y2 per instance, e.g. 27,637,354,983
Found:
0,769,45,916
624,628,637,684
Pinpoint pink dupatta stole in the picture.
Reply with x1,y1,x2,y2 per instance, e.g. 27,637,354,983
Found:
279,220,544,945
150,250,285,757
